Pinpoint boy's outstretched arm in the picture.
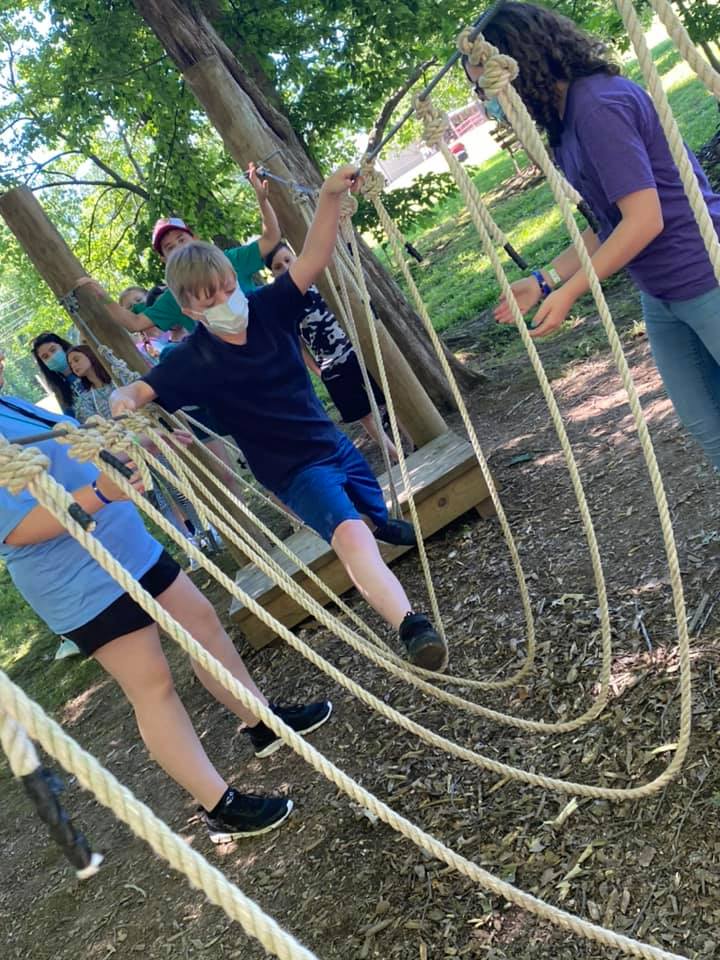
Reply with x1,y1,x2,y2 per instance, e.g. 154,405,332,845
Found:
289,165,359,294
110,380,157,416
249,163,282,258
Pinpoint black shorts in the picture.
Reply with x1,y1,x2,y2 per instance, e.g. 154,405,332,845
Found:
322,354,386,423
65,550,181,657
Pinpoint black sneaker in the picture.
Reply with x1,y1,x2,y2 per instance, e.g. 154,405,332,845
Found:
399,613,449,672
201,788,293,843
374,519,417,547
247,701,333,758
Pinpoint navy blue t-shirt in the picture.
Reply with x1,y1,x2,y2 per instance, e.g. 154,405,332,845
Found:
142,272,341,490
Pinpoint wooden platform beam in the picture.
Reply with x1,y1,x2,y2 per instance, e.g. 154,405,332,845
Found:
230,431,495,649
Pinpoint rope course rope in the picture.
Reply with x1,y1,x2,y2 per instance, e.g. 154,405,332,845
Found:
6,7,719,956
295,198,403,519
450,19,692,767
47,407,691,792
0,680,318,960
614,0,720,284
646,0,720,99
0,431,691,960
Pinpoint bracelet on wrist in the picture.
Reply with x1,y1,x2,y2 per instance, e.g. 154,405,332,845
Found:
530,269,552,299
546,265,562,288
92,478,113,506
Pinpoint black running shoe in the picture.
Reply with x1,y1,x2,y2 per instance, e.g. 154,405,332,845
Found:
247,700,333,758
201,788,293,843
399,613,449,672
374,519,417,547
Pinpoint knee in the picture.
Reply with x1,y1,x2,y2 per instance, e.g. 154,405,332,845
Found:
186,592,223,638
125,658,176,706
331,518,372,553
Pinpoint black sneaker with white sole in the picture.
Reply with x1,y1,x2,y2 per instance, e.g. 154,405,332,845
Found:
374,519,417,547
399,612,449,672
201,789,293,843
247,700,333,759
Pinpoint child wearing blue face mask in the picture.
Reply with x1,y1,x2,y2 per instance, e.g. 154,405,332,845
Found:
32,331,82,416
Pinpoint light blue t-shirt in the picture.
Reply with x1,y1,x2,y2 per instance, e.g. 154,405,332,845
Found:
0,396,162,634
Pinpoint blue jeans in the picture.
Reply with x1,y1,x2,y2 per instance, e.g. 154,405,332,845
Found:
273,434,389,543
642,285,720,471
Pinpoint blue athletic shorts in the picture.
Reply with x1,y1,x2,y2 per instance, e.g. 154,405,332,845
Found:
274,434,388,543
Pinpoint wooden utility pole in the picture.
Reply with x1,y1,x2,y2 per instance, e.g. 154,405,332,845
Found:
0,186,269,562
132,0,452,445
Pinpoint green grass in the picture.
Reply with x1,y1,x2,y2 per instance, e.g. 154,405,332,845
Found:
376,35,720,342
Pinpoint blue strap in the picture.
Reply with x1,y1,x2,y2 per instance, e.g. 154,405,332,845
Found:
530,270,552,299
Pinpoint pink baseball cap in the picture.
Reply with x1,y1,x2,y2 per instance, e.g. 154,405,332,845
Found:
151,217,193,255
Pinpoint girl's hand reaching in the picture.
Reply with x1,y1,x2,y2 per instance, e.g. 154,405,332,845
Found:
494,276,543,324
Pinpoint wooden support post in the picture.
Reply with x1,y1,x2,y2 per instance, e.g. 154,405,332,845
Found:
0,186,270,562
182,56,448,448
0,187,147,375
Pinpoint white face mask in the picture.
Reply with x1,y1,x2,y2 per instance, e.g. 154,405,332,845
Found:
203,287,249,335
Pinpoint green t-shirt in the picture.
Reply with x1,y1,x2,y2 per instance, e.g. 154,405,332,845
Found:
131,240,265,331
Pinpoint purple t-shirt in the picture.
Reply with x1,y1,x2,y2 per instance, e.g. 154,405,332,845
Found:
554,73,720,301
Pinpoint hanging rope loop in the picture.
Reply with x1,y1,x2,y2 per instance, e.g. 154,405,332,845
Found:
414,95,449,147
339,192,358,222
456,28,519,96
358,161,385,202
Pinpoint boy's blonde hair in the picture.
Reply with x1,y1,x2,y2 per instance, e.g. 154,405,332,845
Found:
164,240,235,306
118,285,147,308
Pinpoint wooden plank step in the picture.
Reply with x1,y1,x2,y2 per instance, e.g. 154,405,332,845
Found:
230,430,494,648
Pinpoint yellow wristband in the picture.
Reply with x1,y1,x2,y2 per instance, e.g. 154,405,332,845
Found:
546,266,562,287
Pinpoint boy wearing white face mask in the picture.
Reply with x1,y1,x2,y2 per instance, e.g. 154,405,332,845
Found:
110,166,448,672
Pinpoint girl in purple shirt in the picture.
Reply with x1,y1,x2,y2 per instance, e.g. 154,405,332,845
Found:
464,2,720,471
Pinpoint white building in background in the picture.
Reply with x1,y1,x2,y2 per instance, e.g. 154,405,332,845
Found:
375,101,492,187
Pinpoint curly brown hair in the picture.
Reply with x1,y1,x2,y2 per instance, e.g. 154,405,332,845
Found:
470,2,620,146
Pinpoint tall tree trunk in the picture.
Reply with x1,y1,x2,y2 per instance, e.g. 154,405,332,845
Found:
0,185,271,565
132,0,480,416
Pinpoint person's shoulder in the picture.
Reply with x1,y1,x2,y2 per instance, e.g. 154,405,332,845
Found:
145,329,201,378
573,73,649,122
3,395,66,421
251,270,305,309
226,239,261,270
138,287,183,324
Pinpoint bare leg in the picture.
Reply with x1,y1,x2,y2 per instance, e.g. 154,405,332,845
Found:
155,571,268,725
359,413,399,463
331,518,411,628
93,625,227,810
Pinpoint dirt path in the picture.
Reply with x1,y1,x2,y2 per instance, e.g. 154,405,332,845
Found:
2,329,719,960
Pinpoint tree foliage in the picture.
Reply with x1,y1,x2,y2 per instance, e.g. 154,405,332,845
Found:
0,0,712,349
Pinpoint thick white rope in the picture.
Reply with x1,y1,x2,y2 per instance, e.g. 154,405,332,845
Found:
0,436,690,960
646,0,720,98
456,26,692,788
78,418,689,792
0,670,319,960
614,0,720,284
0,709,39,777
296,199,403,518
